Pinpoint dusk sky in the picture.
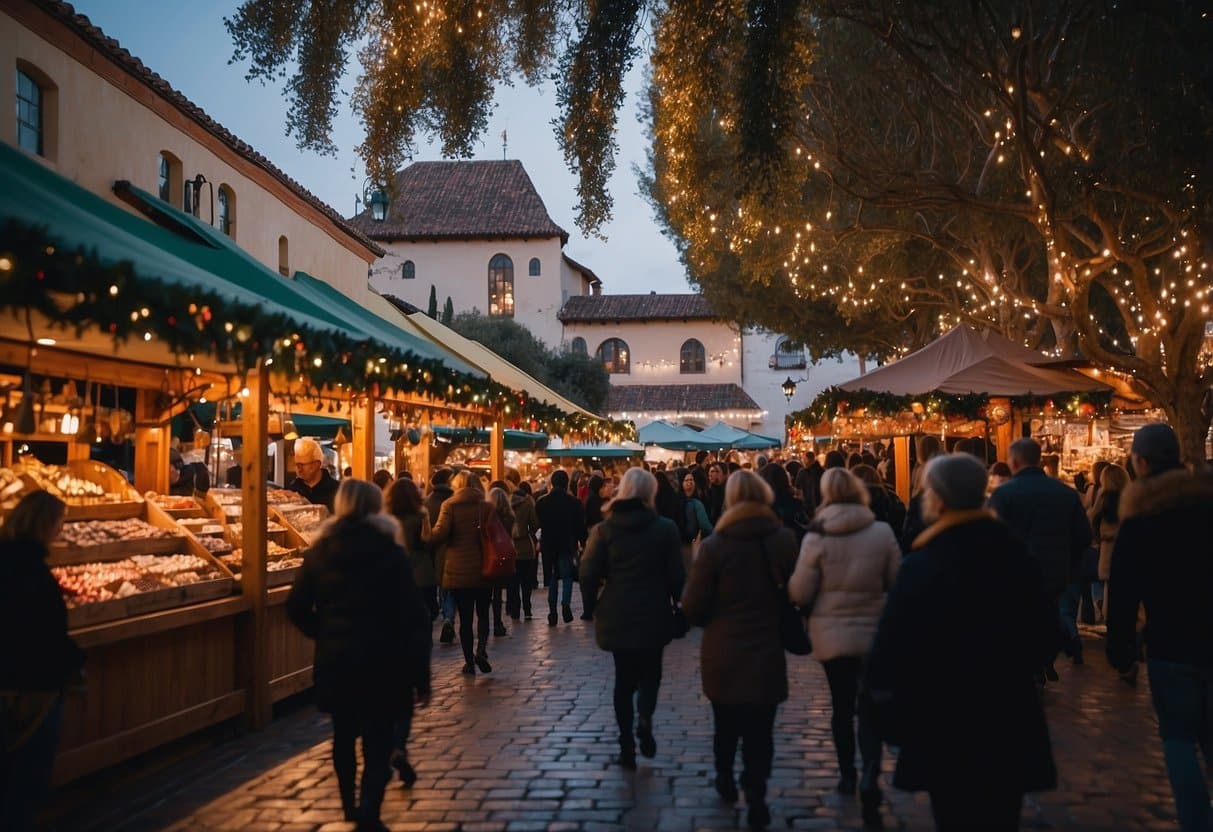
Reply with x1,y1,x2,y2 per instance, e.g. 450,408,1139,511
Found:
70,0,690,294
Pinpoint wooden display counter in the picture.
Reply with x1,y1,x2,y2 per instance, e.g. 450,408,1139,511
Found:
267,585,314,703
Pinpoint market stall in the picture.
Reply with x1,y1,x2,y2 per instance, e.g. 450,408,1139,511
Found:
787,326,1112,501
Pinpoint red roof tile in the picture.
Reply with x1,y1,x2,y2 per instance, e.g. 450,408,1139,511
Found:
606,384,762,414
27,0,383,257
559,294,718,323
348,160,569,244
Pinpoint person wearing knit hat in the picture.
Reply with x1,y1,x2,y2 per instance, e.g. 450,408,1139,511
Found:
1108,421,1213,831
288,437,338,512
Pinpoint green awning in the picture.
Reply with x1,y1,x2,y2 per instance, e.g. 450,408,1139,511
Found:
112,183,478,376
172,402,350,441
545,445,643,459
431,426,550,451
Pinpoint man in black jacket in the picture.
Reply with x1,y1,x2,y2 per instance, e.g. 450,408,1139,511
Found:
535,469,587,626
989,438,1091,675
1107,424,1213,832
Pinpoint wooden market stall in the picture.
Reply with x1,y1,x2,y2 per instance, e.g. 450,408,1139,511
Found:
788,326,1112,503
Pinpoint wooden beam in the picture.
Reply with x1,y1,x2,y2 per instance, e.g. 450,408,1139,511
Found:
239,363,271,730
893,436,911,506
489,417,505,483
351,396,376,480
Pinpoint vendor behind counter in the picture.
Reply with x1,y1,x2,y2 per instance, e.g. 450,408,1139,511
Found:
286,438,337,512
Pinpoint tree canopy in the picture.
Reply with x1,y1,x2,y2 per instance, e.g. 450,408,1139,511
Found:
227,0,1213,457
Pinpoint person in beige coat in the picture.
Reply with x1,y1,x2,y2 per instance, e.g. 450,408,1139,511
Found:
789,468,900,829
431,471,493,675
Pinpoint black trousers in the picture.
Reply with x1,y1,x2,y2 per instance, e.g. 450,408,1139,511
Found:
821,656,882,792
581,577,599,619
449,587,491,662
517,557,538,614
491,572,519,623
418,584,440,621
331,710,394,824
612,648,664,749
711,702,777,799
929,786,1022,831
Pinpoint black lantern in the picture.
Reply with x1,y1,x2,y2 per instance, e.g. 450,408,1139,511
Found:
781,377,797,402
369,188,389,222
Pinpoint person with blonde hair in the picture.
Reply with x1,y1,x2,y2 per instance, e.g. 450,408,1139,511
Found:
287,436,338,511
286,478,431,828
789,468,900,828
682,469,798,830
580,467,684,770
431,470,496,674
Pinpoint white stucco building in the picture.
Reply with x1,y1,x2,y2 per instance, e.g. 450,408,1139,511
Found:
0,0,381,294
349,161,599,349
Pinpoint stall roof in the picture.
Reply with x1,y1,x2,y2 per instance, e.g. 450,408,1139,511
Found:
381,296,601,419
431,426,550,451
697,421,781,449
839,325,1110,396
0,142,345,338
113,182,475,375
545,445,643,459
636,420,719,451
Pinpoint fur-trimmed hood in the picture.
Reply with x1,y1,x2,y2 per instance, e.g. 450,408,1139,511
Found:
1121,468,1213,521
444,486,488,507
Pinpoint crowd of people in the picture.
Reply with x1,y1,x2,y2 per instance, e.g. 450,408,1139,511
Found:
3,424,1211,831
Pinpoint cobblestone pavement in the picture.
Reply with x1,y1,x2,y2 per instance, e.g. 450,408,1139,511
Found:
59,616,1175,832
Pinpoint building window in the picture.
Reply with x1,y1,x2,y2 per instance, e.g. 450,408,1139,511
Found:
157,151,181,205
217,185,235,237
596,338,630,374
159,156,171,201
402,260,416,280
183,177,197,216
570,337,587,355
278,236,289,277
488,253,514,317
680,339,706,374
529,257,541,276
771,335,806,370
15,69,43,155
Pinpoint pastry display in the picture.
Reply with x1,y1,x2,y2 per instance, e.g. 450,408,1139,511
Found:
19,460,118,503
220,542,302,576
227,521,286,536
57,518,175,548
268,488,308,506
194,536,232,554
146,492,199,511
52,553,221,608
277,505,326,543
208,489,242,506
0,468,30,510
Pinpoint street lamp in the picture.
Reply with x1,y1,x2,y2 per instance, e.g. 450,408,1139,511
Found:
356,180,391,222
782,377,797,402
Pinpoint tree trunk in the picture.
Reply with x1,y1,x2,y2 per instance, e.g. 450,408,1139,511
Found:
1162,383,1210,466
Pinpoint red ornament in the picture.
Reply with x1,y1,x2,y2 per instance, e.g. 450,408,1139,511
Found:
1078,402,1096,418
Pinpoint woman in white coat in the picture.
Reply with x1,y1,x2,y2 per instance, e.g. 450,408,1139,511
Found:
789,467,900,830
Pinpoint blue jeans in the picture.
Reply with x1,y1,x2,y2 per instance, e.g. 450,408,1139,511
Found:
440,587,457,622
1147,660,1213,832
544,552,574,610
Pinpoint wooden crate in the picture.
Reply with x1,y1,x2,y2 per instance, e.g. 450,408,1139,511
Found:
66,575,234,628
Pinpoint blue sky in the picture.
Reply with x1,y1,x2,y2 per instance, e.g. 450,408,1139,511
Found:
70,1,689,294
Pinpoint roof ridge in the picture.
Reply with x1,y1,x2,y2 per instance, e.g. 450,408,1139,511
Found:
34,0,383,257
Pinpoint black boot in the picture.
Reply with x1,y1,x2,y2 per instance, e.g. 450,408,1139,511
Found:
390,749,418,787
637,718,657,758
562,602,574,623
616,736,637,770
860,788,883,829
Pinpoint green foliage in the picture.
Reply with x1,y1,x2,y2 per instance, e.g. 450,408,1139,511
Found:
788,386,1112,427
448,312,609,413
441,296,454,326
426,285,438,318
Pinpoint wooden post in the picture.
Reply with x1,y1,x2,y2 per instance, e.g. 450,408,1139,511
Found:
351,396,376,480
132,389,169,493
240,363,271,730
893,435,911,506
490,416,505,482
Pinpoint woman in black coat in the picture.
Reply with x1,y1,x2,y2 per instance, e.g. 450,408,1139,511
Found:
0,491,84,832
287,479,432,830
866,454,1059,831
579,468,684,770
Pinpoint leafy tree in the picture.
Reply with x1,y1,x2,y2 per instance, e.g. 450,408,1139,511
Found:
448,312,609,413
426,284,438,318
441,296,455,326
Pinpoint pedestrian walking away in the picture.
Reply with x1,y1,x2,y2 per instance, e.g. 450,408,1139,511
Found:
789,468,900,829
510,481,540,619
1106,423,1213,832
579,468,685,771
431,471,495,675
866,453,1059,832
486,485,517,637
425,468,458,646
535,470,587,625
285,479,432,830
683,469,798,831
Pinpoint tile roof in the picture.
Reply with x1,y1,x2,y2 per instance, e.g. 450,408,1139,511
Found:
347,160,569,244
561,253,602,286
606,384,763,414
559,294,718,323
29,1,383,257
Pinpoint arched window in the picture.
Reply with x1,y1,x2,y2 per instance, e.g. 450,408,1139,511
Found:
16,64,57,160
217,185,235,237
773,335,806,369
570,336,587,355
680,339,706,374
529,257,541,276
488,253,514,317
596,338,630,374
278,236,290,277
402,260,416,280
157,151,182,205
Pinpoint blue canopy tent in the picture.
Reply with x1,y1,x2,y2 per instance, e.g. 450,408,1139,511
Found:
697,421,782,450
546,444,644,459
636,420,718,451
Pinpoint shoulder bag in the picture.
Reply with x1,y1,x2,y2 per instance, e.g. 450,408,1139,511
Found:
478,505,518,579
759,533,813,656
